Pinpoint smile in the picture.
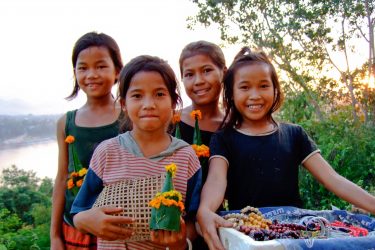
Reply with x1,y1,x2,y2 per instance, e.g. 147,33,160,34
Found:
194,88,210,96
247,104,263,111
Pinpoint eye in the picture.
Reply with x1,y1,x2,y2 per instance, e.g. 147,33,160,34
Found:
183,72,193,78
260,83,271,88
239,85,249,90
131,94,142,99
156,91,166,97
203,68,213,74
76,66,86,71
98,65,108,69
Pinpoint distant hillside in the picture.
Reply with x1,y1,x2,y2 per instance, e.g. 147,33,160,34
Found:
0,114,60,149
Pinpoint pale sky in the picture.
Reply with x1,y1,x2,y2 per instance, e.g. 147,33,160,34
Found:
0,0,241,115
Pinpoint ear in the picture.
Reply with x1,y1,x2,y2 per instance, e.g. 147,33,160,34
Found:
120,98,126,112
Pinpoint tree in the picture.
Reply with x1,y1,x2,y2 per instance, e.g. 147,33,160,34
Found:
188,0,374,123
1,165,40,189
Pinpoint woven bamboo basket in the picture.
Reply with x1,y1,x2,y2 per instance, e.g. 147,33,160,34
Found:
93,174,164,241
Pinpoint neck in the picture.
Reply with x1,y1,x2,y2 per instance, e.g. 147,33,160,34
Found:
239,118,276,135
130,129,171,157
85,94,115,109
191,102,221,120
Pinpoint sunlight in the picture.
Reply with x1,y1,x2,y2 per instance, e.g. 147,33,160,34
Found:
369,75,375,89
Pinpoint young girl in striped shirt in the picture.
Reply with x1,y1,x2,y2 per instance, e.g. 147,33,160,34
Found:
71,55,202,250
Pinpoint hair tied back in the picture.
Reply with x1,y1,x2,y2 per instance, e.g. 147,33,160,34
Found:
233,46,252,62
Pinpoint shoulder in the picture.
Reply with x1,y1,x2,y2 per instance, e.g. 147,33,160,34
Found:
94,135,121,154
278,122,305,134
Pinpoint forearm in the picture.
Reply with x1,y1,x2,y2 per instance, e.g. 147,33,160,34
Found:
50,178,66,238
324,174,375,214
199,178,226,212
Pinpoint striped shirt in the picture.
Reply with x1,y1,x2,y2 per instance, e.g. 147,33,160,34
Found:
73,133,201,250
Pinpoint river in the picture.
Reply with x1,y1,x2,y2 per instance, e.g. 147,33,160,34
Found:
0,141,58,179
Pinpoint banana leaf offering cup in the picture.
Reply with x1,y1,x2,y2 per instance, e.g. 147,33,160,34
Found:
149,163,185,231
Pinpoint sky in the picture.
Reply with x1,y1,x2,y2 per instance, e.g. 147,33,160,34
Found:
0,0,241,115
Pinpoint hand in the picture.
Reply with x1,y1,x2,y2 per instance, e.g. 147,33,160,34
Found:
73,206,135,241
50,236,65,250
150,217,187,250
197,207,233,250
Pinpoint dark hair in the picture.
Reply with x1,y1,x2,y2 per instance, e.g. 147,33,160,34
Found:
179,40,226,76
118,55,182,132
66,31,123,100
221,47,284,130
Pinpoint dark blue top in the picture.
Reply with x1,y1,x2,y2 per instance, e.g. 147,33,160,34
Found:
210,123,319,210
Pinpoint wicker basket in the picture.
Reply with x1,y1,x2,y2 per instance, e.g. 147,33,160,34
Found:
93,174,164,242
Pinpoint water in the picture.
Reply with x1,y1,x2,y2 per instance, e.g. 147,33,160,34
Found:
0,141,58,179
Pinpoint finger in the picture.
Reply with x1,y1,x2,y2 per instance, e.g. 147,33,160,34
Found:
106,215,135,225
101,206,124,215
216,216,233,228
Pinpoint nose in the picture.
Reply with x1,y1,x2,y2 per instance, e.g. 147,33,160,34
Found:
194,73,204,86
248,88,261,100
143,95,156,109
87,68,99,79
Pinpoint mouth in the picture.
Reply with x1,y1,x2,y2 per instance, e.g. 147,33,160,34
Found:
247,104,263,111
140,115,158,118
194,87,210,96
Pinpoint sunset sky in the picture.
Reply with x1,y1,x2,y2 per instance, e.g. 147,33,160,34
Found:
0,0,240,115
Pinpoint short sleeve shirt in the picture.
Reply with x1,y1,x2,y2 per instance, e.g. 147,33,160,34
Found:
210,123,319,210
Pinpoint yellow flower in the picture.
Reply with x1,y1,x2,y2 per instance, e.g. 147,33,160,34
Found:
192,144,210,158
78,168,87,177
67,178,74,189
76,179,84,187
172,113,181,124
65,135,75,144
190,110,202,120
165,163,177,177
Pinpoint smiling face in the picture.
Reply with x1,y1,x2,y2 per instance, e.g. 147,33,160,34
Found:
123,71,173,134
74,46,118,99
181,54,223,107
233,63,275,127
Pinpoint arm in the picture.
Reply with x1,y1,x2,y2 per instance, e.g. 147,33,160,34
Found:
50,115,67,250
197,157,233,250
71,158,135,240
304,153,375,214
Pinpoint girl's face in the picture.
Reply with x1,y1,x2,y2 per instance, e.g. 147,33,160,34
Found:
233,63,275,126
123,71,173,134
74,46,118,99
182,54,224,107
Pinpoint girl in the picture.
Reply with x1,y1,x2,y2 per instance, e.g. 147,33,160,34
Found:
71,55,202,250
50,32,124,250
178,40,226,181
197,47,375,250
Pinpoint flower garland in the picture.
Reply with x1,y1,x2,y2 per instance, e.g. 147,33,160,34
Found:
65,135,87,196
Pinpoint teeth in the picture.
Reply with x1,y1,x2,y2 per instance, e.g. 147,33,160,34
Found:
195,89,209,95
248,105,262,110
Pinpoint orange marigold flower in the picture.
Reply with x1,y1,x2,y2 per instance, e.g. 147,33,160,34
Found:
190,110,202,120
172,113,181,124
65,135,75,144
192,144,210,158
67,178,74,189
76,179,84,188
70,172,79,178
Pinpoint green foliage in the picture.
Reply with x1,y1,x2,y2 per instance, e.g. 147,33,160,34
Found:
298,113,375,210
0,166,51,249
